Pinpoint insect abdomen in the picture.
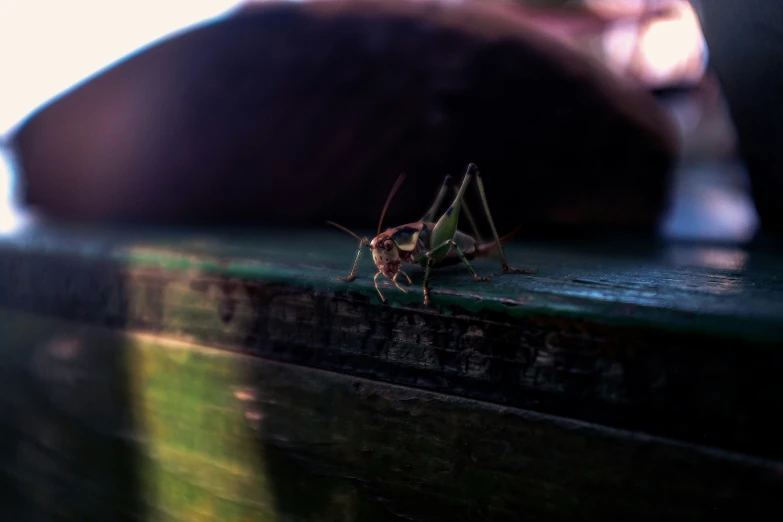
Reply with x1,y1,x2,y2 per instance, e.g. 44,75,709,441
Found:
453,230,477,256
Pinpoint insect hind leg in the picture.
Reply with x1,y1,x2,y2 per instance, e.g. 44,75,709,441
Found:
421,174,484,242
474,168,536,274
422,175,453,223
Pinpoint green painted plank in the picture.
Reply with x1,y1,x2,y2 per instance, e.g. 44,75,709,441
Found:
0,224,781,341
0,310,780,522
0,224,781,461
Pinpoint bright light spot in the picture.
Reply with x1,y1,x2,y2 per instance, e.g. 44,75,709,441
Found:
600,1,707,88
0,147,33,235
0,1,247,229
601,21,640,76
0,0,242,137
636,2,707,86
661,164,760,243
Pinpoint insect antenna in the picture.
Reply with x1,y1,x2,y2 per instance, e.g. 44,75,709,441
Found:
326,221,371,246
377,173,407,235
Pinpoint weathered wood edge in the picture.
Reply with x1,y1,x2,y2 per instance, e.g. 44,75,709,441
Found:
2,226,782,342
0,232,782,461
123,243,783,343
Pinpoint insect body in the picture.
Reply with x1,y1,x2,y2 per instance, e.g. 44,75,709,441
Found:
328,163,534,305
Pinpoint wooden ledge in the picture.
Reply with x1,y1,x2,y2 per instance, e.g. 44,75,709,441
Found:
0,224,782,459
1,223,782,519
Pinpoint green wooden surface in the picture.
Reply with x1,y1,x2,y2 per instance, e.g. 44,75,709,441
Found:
0,310,781,522
0,224,782,520
2,224,781,340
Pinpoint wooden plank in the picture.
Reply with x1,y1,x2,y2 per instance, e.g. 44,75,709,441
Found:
0,225,781,462
3,225,781,338
0,310,781,522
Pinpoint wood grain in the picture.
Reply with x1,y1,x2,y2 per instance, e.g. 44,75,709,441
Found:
0,311,780,521
0,225,781,464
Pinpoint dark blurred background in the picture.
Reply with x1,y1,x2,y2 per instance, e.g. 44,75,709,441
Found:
0,0,773,243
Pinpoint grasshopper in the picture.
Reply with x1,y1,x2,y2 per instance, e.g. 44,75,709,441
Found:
327,163,535,305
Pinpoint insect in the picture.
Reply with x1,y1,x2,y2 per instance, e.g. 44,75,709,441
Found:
327,163,535,305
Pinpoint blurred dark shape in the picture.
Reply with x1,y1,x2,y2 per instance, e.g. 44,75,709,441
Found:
655,73,760,243
10,0,677,236
697,0,783,237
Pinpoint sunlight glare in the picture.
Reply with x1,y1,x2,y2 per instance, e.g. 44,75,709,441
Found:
0,0,242,137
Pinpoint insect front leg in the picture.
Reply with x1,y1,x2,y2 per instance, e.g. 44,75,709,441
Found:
373,271,386,302
475,169,536,275
339,237,370,282
392,270,412,293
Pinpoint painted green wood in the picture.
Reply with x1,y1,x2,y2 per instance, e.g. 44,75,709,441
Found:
0,224,781,462
1,224,781,340
0,310,780,522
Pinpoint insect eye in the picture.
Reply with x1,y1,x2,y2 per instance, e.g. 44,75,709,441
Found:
384,240,393,251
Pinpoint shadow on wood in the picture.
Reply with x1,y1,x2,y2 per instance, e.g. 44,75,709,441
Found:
0,260,146,522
